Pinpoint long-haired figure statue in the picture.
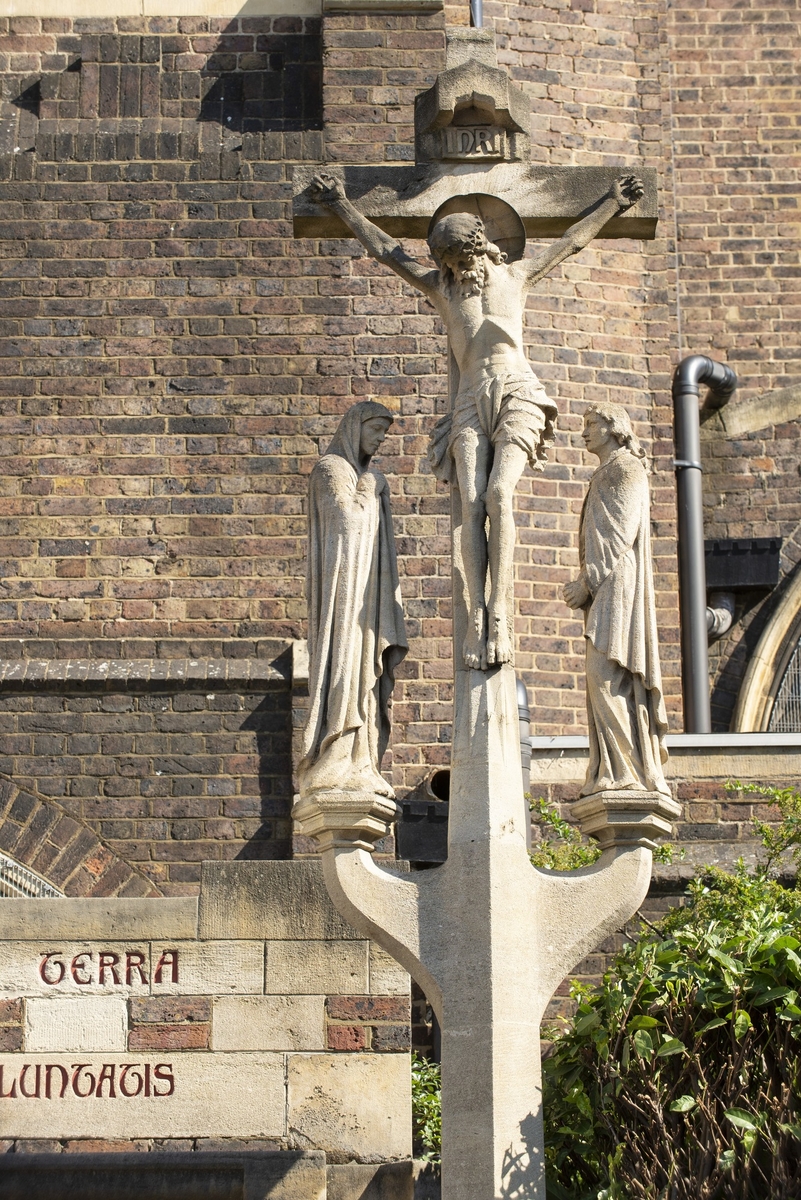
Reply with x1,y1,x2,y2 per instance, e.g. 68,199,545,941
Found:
298,402,408,807
564,403,671,800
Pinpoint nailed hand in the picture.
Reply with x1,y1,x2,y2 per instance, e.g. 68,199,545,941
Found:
309,172,346,206
611,173,645,209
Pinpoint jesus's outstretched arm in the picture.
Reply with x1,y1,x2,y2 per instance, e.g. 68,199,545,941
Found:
309,174,440,296
519,173,645,289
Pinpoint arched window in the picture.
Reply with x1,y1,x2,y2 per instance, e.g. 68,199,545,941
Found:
734,570,801,731
768,643,801,732
0,852,63,898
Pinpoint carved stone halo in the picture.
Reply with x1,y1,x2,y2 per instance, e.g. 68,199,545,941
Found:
428,192,526,263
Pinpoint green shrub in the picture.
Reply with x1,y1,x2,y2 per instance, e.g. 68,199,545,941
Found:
412,1052,441,1165
530,799,602,870
543,789,801,1200
410,790,801,1196
529,797,679,871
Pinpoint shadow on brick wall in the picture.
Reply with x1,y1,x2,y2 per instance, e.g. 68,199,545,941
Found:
197,20,322,133
238,673,293,861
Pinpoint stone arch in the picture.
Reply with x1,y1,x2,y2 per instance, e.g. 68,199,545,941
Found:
732,566,801,732
0,776,161,898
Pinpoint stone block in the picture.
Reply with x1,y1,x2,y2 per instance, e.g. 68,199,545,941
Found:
151,941,264,996
0,942,153,998
213,996,325,1051
246,1151,328,1200
0,940,262,998
369,945,410,997
287,1053,411,1160
0,898,198,942
327,1162,414,1200
26,996,127,1052
0,1053,284,1139
199,861,358,941
266,940,368,995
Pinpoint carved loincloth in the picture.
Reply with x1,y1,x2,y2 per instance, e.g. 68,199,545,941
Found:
427,371,557,484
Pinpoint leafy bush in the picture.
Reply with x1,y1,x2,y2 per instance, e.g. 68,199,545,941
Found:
529,797,679,871
530,799,602,870
727,778,801,875
412,1052,441,1164
544,785,801,1200
411,790,801,1196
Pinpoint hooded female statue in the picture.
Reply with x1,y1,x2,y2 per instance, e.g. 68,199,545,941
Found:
298,401,408,802
564,402,671,799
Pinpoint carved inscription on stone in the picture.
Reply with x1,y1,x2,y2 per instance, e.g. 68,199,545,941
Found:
0,1053,285,1138
0,1060,175,1099
39,949,179,988
441,126,507,160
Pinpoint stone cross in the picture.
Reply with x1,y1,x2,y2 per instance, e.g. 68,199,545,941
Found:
292,25,675,1200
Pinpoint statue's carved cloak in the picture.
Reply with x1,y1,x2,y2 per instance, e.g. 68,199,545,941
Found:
579,448,670,798
299,408,408,798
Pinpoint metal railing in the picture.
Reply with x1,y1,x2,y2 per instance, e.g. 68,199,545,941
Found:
0,852,63,898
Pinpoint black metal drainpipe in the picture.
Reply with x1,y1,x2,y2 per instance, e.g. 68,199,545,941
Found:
673,355,737,732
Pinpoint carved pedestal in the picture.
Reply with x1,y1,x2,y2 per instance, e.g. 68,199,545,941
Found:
292,791,397,854
573,790,682,851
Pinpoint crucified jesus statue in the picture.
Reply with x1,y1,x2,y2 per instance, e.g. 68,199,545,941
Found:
309,172,644,671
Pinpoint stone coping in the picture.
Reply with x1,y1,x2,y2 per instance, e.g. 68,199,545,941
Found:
0,896,198,940
0,657,288,692
531,732,801,749
0,0,321,15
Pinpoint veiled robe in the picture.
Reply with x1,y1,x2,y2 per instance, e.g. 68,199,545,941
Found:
579,447,670,798
298,413,407,800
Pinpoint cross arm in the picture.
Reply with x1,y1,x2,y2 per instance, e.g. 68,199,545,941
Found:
291,164,658,241
319,188,439,294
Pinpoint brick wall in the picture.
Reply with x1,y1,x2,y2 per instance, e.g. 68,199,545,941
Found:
0,657,293,893
0,0,799,852
664,0,801,728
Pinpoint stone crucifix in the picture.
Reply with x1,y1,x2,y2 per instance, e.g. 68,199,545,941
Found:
292,25,674,1200
307,171,644,671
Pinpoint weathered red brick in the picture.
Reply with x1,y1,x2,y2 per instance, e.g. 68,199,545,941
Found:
327,1024,366,1051
128,1023,209,1050
326,996,410,1022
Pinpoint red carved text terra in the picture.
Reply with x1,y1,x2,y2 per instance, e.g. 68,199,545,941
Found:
39,950,179,987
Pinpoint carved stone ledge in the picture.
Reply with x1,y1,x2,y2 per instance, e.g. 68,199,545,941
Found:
572,790,682,851
292,790,398,852
324,0,442,10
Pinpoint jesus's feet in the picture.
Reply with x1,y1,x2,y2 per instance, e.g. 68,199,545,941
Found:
486,610,513,665
463,606,488,671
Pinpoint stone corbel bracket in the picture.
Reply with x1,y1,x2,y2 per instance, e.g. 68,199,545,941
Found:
319,840,654,1027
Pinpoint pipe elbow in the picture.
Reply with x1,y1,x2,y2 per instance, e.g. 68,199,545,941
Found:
673,355,737,407
707,590,735,641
